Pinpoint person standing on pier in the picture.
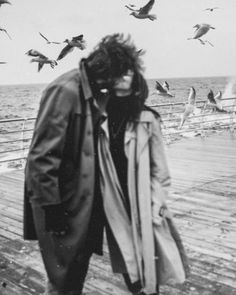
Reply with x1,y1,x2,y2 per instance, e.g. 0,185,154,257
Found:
23,33,148,295
97,38,189,294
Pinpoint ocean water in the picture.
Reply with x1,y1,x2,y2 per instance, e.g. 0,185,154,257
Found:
0,75,236,171
0,76,235,120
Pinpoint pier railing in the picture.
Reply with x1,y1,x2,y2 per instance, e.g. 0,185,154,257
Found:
0,97,235,167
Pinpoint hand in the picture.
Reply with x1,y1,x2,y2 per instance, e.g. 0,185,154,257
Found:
43,203,69,236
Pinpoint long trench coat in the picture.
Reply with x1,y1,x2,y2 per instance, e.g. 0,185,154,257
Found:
99,110,187,294
23,64,104,291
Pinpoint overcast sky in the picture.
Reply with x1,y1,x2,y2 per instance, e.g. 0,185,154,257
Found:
0,0,236,85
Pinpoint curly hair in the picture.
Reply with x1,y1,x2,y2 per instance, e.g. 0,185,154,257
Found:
85,33,144,82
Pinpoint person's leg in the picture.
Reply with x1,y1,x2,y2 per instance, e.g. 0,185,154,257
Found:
44,280,62,295
122,273,142,294
122,274,159,295
63,251,92,294
44,251,92,295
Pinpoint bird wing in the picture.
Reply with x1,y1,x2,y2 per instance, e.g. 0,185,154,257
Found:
0,0,11,4
39,32,49,42
214,91,222,101
125,4,140,12
26,49,47,59
38,62,44,72
214,91,223,109
72,34,84,41
0,61,7,64
57,44,73,60
2,28,12,39
188,87,196,104
136,49,144,55
162,81,169,91
155,80,165,92
139,0,155,15
194,26,209,38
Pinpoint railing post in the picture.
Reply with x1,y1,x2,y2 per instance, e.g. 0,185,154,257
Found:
21,118,27,161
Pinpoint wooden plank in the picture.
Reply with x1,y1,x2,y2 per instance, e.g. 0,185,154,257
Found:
0,131,236,294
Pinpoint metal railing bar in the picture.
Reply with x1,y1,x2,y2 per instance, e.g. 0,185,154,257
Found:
0,117,36,124
0,129,34,135
163,125,234,136
0,147,29,154
0,157,27,164
0,137,32,145
147,96,236,108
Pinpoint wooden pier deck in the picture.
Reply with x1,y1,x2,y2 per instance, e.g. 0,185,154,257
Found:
0,130,236,295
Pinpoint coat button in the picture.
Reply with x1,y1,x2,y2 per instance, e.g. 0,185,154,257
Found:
84,150,90,156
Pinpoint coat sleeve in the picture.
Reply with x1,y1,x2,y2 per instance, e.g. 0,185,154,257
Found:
25,83,76,206
149,114,171,216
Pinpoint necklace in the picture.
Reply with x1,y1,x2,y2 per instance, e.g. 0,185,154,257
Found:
109,117,127,139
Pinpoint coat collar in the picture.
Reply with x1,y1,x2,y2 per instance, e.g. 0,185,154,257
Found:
79,60,93,101
100,110,154,161
125,110,154,159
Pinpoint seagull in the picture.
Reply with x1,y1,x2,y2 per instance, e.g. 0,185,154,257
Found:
0,26,11,39
179,87,197,129
204,89,226,112
204,7,219,12
127,0,157,21
39,32,61,44
0,61,7,64
155,80,174,97
26,49,57,72
0,0,11,6
57,34,86,61
188,23,215,46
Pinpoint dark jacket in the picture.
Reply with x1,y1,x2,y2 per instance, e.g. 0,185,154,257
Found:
23,64,104,290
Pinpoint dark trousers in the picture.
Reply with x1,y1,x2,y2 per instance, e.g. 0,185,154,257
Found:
45,251,92,295
123,273,159,295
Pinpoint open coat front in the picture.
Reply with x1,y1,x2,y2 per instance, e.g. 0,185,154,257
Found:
23,65,104,291
99,110,186,294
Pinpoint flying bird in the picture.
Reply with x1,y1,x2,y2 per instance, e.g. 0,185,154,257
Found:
57,34,86,61
127,0,157,21
0,61,7,64
0,26,11,39
179,87,197,129
188,23,215,46
204,7,219,12
155,80,174,97
136,49,144,56
204,89,226,112
39,32,61,44
0,0,11,6
26,49,57,72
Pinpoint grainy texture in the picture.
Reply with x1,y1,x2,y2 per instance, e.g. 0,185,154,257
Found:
0,130,235,294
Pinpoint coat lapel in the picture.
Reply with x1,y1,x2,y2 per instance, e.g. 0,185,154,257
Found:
125,111,153,161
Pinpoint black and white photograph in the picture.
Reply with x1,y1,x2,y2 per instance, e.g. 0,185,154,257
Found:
0,0,236,294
